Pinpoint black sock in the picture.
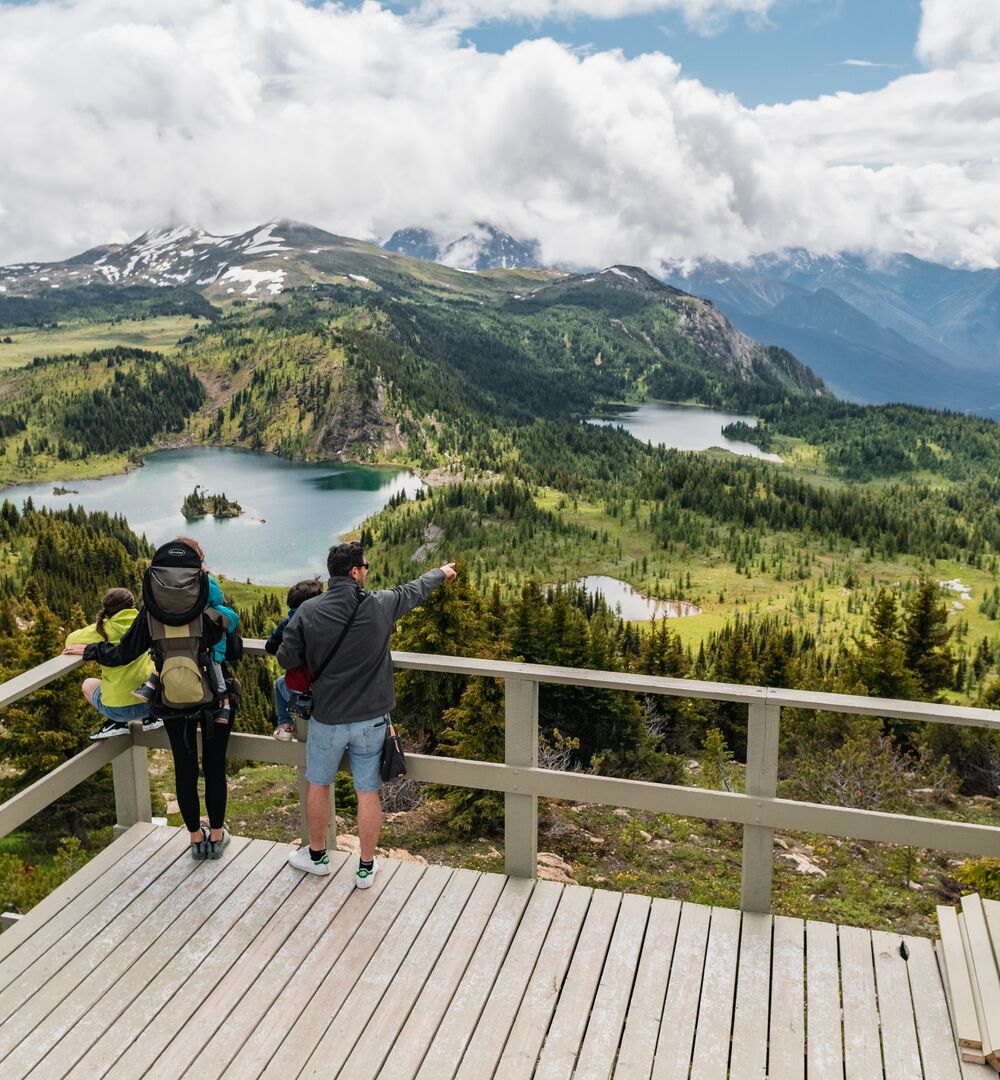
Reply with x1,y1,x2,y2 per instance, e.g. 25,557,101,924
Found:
359,857,374,870
309,847,326,862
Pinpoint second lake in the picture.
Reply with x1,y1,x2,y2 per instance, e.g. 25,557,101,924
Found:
588,403,782,461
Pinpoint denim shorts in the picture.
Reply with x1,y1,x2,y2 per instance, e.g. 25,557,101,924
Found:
92,684,150,723
305,714,388,792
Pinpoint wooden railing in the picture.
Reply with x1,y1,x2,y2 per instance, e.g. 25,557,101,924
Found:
2,641,1000,914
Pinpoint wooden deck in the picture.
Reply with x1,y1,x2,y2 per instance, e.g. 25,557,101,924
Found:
0,824,991,1080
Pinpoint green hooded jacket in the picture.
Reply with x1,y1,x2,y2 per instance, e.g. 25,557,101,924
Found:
65,608,154,708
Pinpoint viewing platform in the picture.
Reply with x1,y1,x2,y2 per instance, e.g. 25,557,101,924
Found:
2,645,1000,1076
0,822,990,1080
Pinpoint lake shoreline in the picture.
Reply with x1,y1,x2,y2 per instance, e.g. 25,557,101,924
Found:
0,437,453,495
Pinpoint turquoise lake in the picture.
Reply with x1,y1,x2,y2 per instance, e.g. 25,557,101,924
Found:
1,448,423,585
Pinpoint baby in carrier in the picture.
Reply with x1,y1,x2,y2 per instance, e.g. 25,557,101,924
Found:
133,573,239,722
266,577,324,740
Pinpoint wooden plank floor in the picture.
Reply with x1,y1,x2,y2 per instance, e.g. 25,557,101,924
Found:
0,824,992,1079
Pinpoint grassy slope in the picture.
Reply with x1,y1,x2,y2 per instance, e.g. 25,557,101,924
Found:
0,316,200,368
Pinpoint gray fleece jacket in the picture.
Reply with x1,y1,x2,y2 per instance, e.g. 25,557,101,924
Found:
276,568,445,726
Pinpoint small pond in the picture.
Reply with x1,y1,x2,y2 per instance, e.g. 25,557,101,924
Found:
576,575,702,621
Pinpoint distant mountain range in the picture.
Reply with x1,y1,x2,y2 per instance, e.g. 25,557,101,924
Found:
4,219,998,415
661,250,1000,414
0,221,826,419
381,226,1000,416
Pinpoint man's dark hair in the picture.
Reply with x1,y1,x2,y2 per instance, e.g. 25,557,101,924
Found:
327,541,366,578
287,578,323,608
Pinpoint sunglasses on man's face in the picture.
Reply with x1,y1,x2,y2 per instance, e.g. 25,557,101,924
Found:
357,561,369,570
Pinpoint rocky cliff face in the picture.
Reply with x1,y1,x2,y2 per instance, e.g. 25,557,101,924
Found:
673,295,759,379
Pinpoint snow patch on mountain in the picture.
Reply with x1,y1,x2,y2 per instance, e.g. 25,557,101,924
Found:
603,267,636,281
242,223,289,256
220,266,285,295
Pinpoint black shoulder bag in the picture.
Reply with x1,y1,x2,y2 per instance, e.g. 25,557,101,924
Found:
380,721,407,782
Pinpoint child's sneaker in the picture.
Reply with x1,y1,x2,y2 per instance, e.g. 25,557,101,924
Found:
90,720,129,740
142,716,164,733
132,675,159,703
273,723,295,742
215,702,232,723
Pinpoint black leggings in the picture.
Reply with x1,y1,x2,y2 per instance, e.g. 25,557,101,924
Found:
163,715,232,833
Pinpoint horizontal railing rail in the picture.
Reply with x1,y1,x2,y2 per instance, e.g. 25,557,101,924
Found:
1,641,998,913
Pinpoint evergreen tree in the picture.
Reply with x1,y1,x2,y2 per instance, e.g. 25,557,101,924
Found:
0,602,114,842
436,669,507,835
903,577,953,698
849,589,920,701
392,561,484,744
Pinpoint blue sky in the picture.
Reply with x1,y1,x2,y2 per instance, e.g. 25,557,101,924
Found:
364,0,924,106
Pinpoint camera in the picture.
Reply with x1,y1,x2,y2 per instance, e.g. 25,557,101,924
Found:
292,692,313,719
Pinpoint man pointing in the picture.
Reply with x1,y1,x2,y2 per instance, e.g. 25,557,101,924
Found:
280,540,456,888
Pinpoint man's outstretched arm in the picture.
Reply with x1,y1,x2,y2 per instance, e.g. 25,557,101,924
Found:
374,563,456,625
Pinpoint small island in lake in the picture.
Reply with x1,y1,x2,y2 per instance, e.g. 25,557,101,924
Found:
52,485,78,495
181,485,243,520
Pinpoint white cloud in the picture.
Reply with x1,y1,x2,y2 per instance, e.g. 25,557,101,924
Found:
840,59,898,69
409,0,777,33
917,0,1000,67
0,0,997,270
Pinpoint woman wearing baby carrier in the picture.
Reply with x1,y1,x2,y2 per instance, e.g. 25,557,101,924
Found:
64,538,242,860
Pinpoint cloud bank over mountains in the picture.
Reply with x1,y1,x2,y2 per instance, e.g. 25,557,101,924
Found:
0,0,998,270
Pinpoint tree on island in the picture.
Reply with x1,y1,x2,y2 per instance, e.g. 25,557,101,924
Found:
181,485,242,520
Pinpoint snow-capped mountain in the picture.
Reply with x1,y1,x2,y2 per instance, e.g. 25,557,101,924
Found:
0,220,367,300
383,223,540,270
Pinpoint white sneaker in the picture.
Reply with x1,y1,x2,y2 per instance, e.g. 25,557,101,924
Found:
272,724,295,742
90,720,129,740
287,846,330,876
142,716,164,732
355,858,379,890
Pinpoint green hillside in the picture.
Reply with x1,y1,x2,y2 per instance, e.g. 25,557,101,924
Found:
2,254,1000,923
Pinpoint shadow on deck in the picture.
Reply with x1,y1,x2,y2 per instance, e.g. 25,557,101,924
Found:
0,823,989,1080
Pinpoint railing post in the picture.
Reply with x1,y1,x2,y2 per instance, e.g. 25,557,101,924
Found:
112,724,152,836
740,699,781,913
294,714,336,850
504,677,539,878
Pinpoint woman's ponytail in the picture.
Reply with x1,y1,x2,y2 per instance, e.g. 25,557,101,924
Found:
95,587,136,641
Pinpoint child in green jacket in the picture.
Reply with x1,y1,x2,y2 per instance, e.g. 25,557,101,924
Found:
63,587,163,740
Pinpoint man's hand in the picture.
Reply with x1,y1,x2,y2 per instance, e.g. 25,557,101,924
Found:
62,644,87,655
440,562,457,582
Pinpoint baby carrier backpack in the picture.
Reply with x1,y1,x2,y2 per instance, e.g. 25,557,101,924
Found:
142,540,239,717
